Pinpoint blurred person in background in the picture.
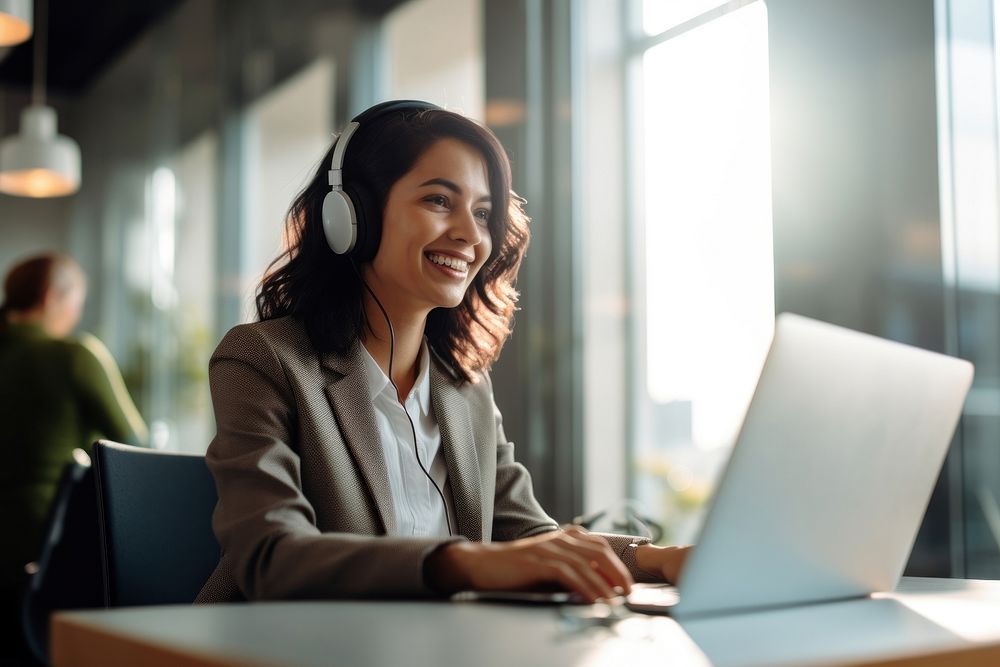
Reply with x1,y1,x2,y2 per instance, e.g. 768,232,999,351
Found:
0,252,147,662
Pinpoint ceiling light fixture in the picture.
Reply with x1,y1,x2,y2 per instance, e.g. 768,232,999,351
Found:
0,0,80,197
0,0,31,46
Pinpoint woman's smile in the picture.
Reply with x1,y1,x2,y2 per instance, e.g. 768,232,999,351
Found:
425,251,472,278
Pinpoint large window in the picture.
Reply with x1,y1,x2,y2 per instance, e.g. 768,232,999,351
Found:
628,0,774,543
578,0,1000,578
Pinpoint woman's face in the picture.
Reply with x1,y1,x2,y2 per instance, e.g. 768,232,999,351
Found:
365,137,493,316
44,275,86,338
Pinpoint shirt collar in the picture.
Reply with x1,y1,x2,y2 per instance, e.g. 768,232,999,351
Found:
360,339,432,415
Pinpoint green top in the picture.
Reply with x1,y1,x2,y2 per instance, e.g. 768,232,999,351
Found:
0,321,148,586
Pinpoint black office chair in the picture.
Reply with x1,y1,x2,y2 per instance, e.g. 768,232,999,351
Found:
92,440,219,607
20,452,104,665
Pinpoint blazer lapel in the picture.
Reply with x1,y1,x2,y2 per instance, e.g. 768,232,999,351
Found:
431,360,483,541
322,343,396,535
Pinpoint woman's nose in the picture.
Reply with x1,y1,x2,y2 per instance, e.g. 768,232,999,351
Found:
450,208,484,245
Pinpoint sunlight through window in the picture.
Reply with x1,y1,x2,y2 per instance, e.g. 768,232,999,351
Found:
636,1,773,541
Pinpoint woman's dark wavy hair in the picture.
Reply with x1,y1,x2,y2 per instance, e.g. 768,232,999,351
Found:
256,107,530,383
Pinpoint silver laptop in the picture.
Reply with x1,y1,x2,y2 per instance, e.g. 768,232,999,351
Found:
627,312,974,617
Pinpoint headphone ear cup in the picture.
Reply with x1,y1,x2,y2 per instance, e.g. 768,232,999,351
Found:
344,182,381,262
322,189,357,254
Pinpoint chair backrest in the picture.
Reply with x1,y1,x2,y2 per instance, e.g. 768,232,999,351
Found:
93,440,219,607
21,455,104,664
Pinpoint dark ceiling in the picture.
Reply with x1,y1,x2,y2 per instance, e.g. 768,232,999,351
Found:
0,0,184,95
0,0,407,97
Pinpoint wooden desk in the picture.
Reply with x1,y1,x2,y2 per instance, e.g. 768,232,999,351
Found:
51,577,1000,667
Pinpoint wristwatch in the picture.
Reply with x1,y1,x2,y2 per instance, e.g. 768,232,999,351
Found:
618,539,663,583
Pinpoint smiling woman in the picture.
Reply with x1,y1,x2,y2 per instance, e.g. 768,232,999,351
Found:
255,103,526,386
367,139,494,351
195,101,688,606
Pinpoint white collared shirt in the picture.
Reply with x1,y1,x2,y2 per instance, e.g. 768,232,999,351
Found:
361,341,455,537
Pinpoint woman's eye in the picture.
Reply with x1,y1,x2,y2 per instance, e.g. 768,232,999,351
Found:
426,195,449,208
474,209,491,224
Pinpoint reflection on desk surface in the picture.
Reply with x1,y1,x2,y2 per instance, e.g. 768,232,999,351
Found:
684,577,1000,667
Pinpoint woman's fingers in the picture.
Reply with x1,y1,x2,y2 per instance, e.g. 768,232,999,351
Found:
444,530,643,602
542,560,608,603
536,542,617,601
557,531,634,594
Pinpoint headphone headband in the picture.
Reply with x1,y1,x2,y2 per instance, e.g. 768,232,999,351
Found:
328,100,442,183
328,122,357,188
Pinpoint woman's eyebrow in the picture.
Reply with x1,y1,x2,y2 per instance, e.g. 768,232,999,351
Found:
418,177,492,203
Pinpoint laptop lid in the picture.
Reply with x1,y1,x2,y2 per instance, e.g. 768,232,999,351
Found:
672,313,973,617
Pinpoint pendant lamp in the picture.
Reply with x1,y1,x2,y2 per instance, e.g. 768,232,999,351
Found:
0,0,80,197
0,0,31,46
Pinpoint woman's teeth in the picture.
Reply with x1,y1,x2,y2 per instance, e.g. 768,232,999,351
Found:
426,253,469,272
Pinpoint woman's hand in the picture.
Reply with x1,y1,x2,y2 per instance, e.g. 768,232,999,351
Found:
425,526,634,603
635,543,692,583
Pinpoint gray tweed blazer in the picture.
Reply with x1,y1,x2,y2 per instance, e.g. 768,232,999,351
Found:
196,316,649,603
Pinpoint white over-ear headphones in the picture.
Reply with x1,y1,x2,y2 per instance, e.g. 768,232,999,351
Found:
321,120,361,255
320,100,441,259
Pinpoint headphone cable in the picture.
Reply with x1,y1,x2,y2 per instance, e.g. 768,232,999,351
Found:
352,263,454,537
